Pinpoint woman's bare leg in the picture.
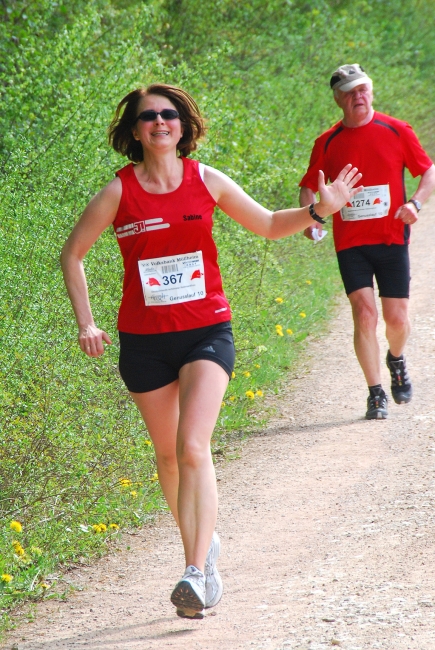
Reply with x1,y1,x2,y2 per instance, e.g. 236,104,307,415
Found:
130,360,228,572
176,360,229,571
130,380,180,524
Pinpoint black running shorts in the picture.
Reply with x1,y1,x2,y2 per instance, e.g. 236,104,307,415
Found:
336,244,410,298
118,321,235,393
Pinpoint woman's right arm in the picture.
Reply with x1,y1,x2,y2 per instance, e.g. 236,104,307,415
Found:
60,177,122,357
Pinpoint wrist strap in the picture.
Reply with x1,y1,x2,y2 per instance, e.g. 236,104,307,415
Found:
309,203,326,225
408,198,421,212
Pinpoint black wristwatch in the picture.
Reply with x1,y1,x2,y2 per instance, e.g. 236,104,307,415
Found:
408,198,421,212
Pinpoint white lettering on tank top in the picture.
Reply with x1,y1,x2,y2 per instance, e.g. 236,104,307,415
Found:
115,218,170,239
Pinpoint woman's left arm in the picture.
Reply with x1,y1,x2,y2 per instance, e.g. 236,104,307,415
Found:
204,164,363,239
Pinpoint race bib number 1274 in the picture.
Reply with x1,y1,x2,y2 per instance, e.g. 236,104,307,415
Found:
340,184,390,221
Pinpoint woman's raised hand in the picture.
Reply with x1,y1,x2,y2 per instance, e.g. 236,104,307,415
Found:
317,164,363,216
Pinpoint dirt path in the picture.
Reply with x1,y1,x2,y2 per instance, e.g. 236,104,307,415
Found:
3,198,435,650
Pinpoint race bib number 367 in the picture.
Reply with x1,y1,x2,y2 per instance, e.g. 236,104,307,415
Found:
138,251,206,307
340,184,391,221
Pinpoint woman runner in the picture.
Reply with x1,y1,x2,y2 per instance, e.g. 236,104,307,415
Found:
61,83,362,619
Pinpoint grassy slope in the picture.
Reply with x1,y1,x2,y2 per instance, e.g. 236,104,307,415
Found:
0,0,434,626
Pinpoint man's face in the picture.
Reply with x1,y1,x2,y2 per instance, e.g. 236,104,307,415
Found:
334,83,373,124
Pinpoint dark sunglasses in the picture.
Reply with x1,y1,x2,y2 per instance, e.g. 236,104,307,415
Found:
135,109,180,123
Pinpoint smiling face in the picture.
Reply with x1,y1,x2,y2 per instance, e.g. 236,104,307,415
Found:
334,83,374,128
132,93,183,155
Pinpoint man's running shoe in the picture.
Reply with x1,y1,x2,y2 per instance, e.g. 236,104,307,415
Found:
205,531,223,608
171,565,205,619
366,388,388,420
386,351,413,404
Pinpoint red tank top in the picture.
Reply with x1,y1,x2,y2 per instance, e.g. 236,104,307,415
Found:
113,157,231,334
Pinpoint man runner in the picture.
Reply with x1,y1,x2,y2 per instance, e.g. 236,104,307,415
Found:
299,63,435,419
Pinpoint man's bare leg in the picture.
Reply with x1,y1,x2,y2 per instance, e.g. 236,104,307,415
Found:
382,297,413,403
348,287,388,418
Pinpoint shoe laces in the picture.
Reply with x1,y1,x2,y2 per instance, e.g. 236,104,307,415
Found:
205,557,213,575
183,566,205,587
368,389,387,409
387,358,409,387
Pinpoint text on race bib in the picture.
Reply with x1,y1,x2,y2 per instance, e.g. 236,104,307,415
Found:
340,185,391,221
138,251,206,307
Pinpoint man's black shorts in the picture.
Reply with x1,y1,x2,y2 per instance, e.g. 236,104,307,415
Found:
118,321,235,393
336,244,410,298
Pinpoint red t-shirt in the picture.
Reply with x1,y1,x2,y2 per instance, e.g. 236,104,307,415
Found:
299,111,433,252
113,158,231,334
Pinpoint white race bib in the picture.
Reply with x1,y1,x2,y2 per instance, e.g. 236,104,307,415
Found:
138,251,206,307
340,185,391,221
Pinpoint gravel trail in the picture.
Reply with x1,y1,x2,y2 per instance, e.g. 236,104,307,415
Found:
2,198,435,650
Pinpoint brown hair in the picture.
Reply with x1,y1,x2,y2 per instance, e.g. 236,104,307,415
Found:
108,84,206,162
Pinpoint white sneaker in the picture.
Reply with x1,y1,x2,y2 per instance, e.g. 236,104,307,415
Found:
205,531,223,608
171,565,205,619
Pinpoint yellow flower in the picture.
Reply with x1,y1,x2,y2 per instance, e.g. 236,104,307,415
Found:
299,312,306,318
109,523,120,530
255,390,263,397
229,395,236,401
221,401,226,408
12,541,25,557
243,371,251,377
245,390,255,399
150,473,159,482
10,521,22,533
119,478,133,487
305,280,312,285
286,329,293,335
275,324,284,337
231,371,236,379
254,364,261,368
275,297,283,303
1,574,13,583
40,583,49,589
145,440,152,446
92,524,107,533
130,491,138,498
